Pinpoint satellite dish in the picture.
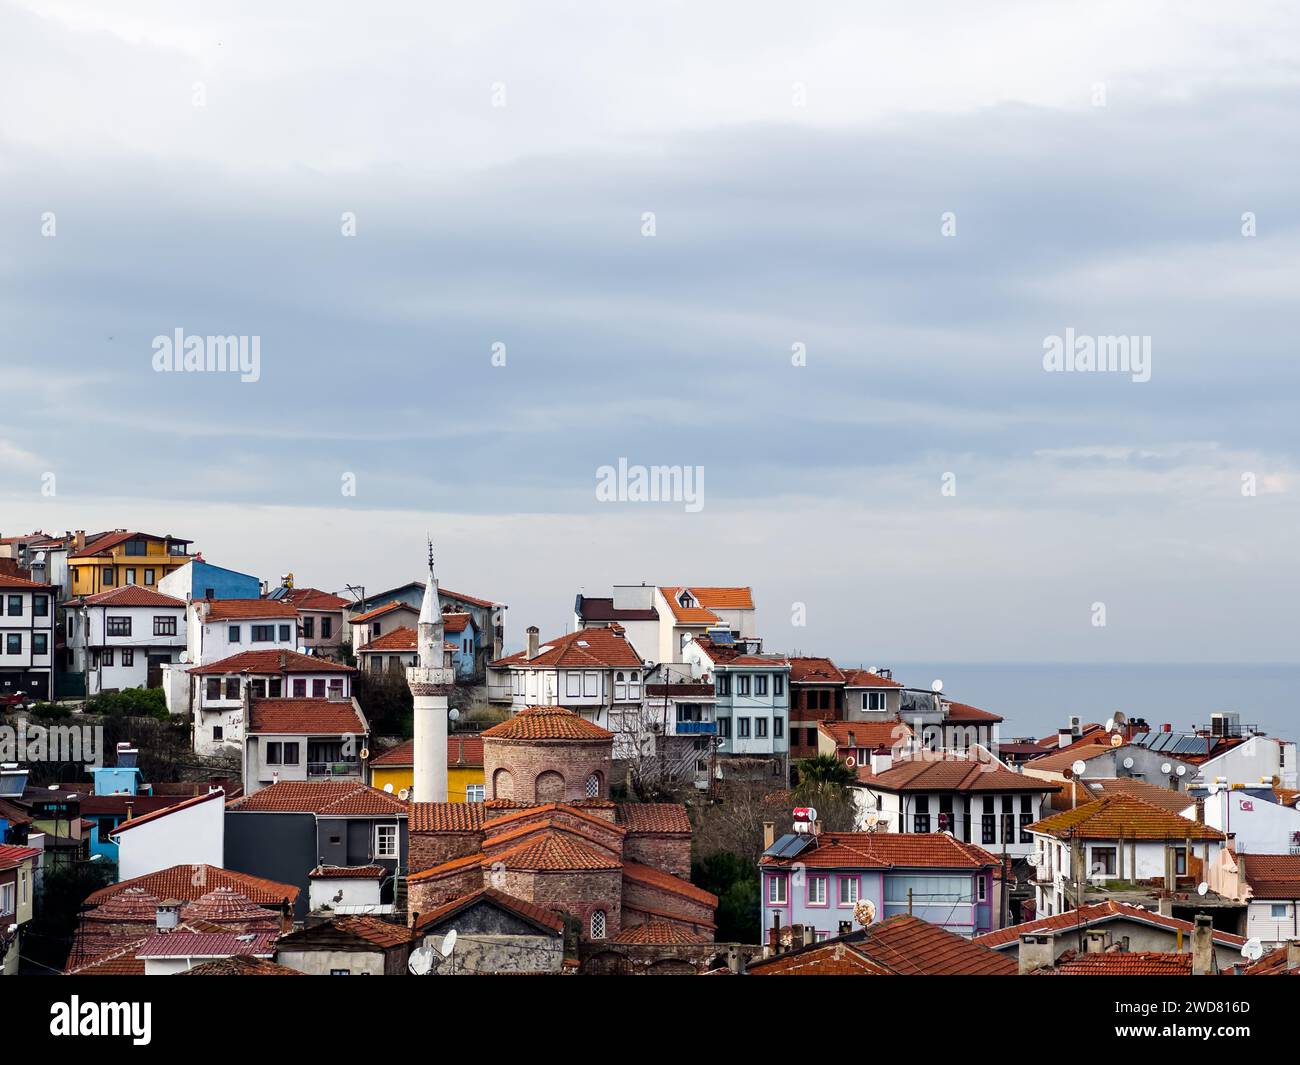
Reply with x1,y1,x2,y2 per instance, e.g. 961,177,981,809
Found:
383,783,394,794
1197,882,1209,896
398,788,410,801
359,747,370,761
1241,938,1264,962
1110,734,1123,748
1071,760,1088,776
408,943,435,975
1104,717,1115,733
439,929,457,958
931,679,943,693
448,708,459,721
1122,757,1134,770
1160,762,1172,775
1176,765,1187,777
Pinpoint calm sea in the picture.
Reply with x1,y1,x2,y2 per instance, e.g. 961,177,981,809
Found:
888,662,1300,744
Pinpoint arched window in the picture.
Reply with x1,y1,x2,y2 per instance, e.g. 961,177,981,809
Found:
590,910,607,939
535,770,565,802
585,772,601,798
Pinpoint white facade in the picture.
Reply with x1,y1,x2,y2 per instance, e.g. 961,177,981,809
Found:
0,580,55,700
187,601,298,667
857,785,1053,858
681,637,789,759
69,600,187,695
1202,788,1300,854
192,668,353,754
1245,898,1300,945
308,873,383,913
112,791,225,881
1197,734,1298,791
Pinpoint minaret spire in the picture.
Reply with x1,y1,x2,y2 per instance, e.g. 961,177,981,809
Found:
409,538,451,802
417,535,443,668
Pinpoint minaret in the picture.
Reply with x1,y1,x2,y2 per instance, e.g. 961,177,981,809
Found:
408,539,452,802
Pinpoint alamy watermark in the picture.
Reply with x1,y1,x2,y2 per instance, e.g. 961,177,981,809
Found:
1042,328,1151,383
0,722,103,766
151,328,261,382
596,458,704,513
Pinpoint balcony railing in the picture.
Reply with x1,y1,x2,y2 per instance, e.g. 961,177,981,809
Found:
307,759,361,778
674,721,718,735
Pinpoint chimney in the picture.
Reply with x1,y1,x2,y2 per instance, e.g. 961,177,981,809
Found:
74,530,85,551
800,925,815,948
525,626,540,660
837,921,852,936
1191,914,1214,976
1157,896,1173,917
1018,932,1056,974
762,821,776,850
155,900,181,932
870,750,893,775
1084,929,1107,953
1057,729,1073,749
123,800,134,821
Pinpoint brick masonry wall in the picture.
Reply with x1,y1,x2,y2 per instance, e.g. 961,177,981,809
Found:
407,831,485,875
498,867,623,940
406,864,485,922
484,737,614,804
621,834,691,879
621,878,715,938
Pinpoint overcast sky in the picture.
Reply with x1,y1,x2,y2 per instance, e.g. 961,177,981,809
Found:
3,2,1299,663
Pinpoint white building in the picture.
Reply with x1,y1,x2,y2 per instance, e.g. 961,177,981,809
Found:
110,790,226,881
681,634,789,767
66,586,187,696
188,648,357,755
0,574,55,702
1202,786,1300,855
575,585,756,663
186,598,299,667
348,600,420,650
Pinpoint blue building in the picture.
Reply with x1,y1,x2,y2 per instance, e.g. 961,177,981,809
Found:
158,557,261,601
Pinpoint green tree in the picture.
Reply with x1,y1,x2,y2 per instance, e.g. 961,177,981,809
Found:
793,754,855,789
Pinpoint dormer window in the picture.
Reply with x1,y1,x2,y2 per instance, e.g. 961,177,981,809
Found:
678,591,696,608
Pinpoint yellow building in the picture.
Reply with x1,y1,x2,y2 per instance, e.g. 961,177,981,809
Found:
368,735,484,803
67,531,194,597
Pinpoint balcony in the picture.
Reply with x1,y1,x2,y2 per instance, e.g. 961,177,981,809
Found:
307,759,361,779
674,720,718,735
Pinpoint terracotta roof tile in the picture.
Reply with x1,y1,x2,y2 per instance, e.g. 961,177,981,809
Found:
248,698,367,735
1027,794,1223,841
616,803,691,835
613,920,709,944
176,956,305,975
491,627,643,669
974,900,1246,949
357,626,418,652
412,887,565,935
943,701,1004,723
1045,951,1193,976
819,720,913,751
482,705,614,742
309,865,386,879
278,587,351,611
787,657,845,684
856,755,1061,794
204,598,298,621
409,801,489,833
761,832,1000,871
189,648,354,675
226,780,406,816
1091,778,1196,814
136,930,279,958
622,861,718,907
841,668,904,689
329,916,414,949
490,830,621,872
1241,854,1300,899
371,735,484,768
0,844,41,869
85,865,300,908
0,573,50,590
441,612,471,634
179,887,282,927
75,585,186,608
350,600,415,624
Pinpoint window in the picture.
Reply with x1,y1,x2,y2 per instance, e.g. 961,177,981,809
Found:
329,679,344,698
282,742,300,765
154,616,177,636
1271,903,1288,919
6,634,20,655
716,674,731,696
863,691,887,711
774,717,784,739
774,675,785,697
251,624,274,642
977,876,987,902
752,675,766,696
737,675,751,696
212,725,224,740
808,876,828,905
838,877,859,906
124,539,147,556
224,677,241,700
269,678,282,697
303,617,315,639
124,568,136,585
322,617,332,638
293,678,307,697
279,624,292,641
1019,812,1033,843
30,632,47,656
144,568,155,585
585,773,601,798
373,622,382,636
1174,846,1187,876
375,824,398,859
1091,847,1117,877
312,679,326,698
228,625,241,643
251,679,267,699
0,882,14,917
717,718,731,739
33,596,48,617
266,741,283,765
102,567,114,586
206,678,221,700
981,814,996,845
767,875,787,905
121,647,132,666
590,910,607,939
6,595,20,617
737,717,751,738
466,784,485,802
370,656,382,673
755,717,768,738
106,616,131,637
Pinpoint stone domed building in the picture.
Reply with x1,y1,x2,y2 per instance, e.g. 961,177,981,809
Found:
481,705,614,803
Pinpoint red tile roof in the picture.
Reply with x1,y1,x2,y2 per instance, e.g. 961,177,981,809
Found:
69,530,191,558
109,790,224,835
309,865,386,879
278,587,350,611
841,668,904,689
1091,778,1196,814
787,657,845,684
616,803,691,835
350,600,416,624
490,830,621,872
482,705,614,742
439,587,497,609
65,939,149,975
491,627,643,669
748,914,1016,976
819,720,913,751
227,780,407,816
1024,735,1120,773
1045,951,1193,976
371,735,484,768
975,900,1247,950
613,920,709,944
1240,946,1300,976
660,586,754,624
441,612,471,634
412,887,566,935
1027,794,1223,841
180,887,282,926
248,698,367,735
1241,854,1300,899
358,626,418,652
482,803,625,839
331,916,414,949
86,865,300,908
204,598,298,620
189,648,354,675
622,861,718,907
136,930,278,958
0,573,50,590
944,701,1003,723
76,585,186,608
761,832,1000,871
409,801,490,833
0,844,41,870
857,755,1061,794
691,638,787,667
